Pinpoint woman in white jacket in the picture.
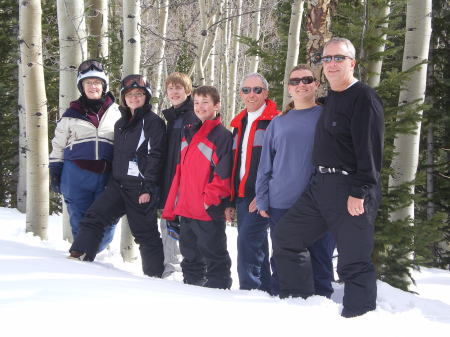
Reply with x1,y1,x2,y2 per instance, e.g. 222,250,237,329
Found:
49,60,121,251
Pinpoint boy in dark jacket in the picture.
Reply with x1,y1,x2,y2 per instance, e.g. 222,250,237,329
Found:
69,75,166,278
163,86,232,289
159,73,199,277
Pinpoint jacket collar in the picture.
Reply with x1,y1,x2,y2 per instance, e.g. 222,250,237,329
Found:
162,96,194,122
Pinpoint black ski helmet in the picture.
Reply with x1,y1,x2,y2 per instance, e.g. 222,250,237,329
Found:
120,74,152,106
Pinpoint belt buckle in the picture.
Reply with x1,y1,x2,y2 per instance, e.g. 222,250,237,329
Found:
318,166,328,174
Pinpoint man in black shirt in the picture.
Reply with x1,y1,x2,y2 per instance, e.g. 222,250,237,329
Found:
272,37,384,318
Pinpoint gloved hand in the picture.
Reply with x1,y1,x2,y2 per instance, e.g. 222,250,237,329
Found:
167,218,181,240
49,162,63,194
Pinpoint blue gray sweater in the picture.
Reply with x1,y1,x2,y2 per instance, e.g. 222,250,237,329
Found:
256,105,322,210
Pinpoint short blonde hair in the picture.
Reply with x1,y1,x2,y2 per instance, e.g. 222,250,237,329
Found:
165,72,192,95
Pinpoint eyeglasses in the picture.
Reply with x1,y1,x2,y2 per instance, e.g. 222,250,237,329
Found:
125,92,145,98
241,86,265,94
288,76,315,86
78,59,104,74
83,80,103,87
321,55,353,63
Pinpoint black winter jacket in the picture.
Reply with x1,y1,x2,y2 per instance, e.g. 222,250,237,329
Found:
113,104,167,193
160,96,199,207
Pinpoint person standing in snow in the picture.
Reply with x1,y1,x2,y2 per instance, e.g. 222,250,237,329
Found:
69,75,166,278
159,72,199,278
163,86,233,289
255,64,336,298
49,59,120,252
273,37,384,318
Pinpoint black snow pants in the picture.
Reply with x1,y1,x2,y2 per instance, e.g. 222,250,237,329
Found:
273,171,380,317
179,205,232,289
70,178,164,278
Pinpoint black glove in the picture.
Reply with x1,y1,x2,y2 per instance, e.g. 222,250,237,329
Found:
49,163,63,194
167,218,181,240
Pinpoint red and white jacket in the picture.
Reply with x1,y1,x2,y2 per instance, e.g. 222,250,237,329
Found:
162,117,233,221
230,99,279,200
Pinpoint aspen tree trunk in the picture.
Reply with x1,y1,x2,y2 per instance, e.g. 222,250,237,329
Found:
388,0,432,223
86,0,109,59
226,0,242,119
57,0,87,242
305,0,331,97
122,0,141,76
152,0,169,114
367,1,390,88
220,3,230,122
282,0,304,109
121,0,142,262
247,0,262,73
205,42,216,86
19,0,49,239
17,60,27,213
191,0,224,86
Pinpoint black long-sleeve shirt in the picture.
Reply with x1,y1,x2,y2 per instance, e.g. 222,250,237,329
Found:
312,81,384,199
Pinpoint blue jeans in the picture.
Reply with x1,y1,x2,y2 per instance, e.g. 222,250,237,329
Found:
61,160,117,252
236,196,271,292
269,207,335,298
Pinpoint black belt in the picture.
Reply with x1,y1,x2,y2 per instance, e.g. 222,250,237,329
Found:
318,166,350,175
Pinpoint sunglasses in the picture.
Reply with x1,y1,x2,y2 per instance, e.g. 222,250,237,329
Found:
78,60,104,74
288,76,315,86
241,86,265,94
321,55,353,63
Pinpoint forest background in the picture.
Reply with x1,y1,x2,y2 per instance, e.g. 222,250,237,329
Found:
0,0,448,292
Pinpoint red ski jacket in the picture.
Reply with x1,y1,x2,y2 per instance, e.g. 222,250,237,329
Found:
162,117,233,221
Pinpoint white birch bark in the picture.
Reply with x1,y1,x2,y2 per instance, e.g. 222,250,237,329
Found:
120,217,139,262
17,59,27,213
367,2,390,88
57,0,87,118
57,0,87,242
226,0,242,118
152,0,169,113
190,0,225,85
247,0,262,73
19,0,49,239
86,0,109,59
205,41,216,86
122,0,141,76
220,3,230,122
121,0,142,261
282,0,304,109
388,0,432,222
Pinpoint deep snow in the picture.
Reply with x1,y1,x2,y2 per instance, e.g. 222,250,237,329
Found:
0,207,449,337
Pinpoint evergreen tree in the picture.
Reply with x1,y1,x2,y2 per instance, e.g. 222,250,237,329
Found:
0,1,19,208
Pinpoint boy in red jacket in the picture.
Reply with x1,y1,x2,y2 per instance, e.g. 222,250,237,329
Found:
163,86,233,289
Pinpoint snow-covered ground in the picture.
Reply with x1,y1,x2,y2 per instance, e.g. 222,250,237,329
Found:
0,207,449,336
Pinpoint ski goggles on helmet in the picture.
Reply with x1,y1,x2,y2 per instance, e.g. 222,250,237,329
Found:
78,59,105,74
120,74,152,97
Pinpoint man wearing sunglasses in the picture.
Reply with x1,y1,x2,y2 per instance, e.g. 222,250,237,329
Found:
273,37,384,318
226,73,279,293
